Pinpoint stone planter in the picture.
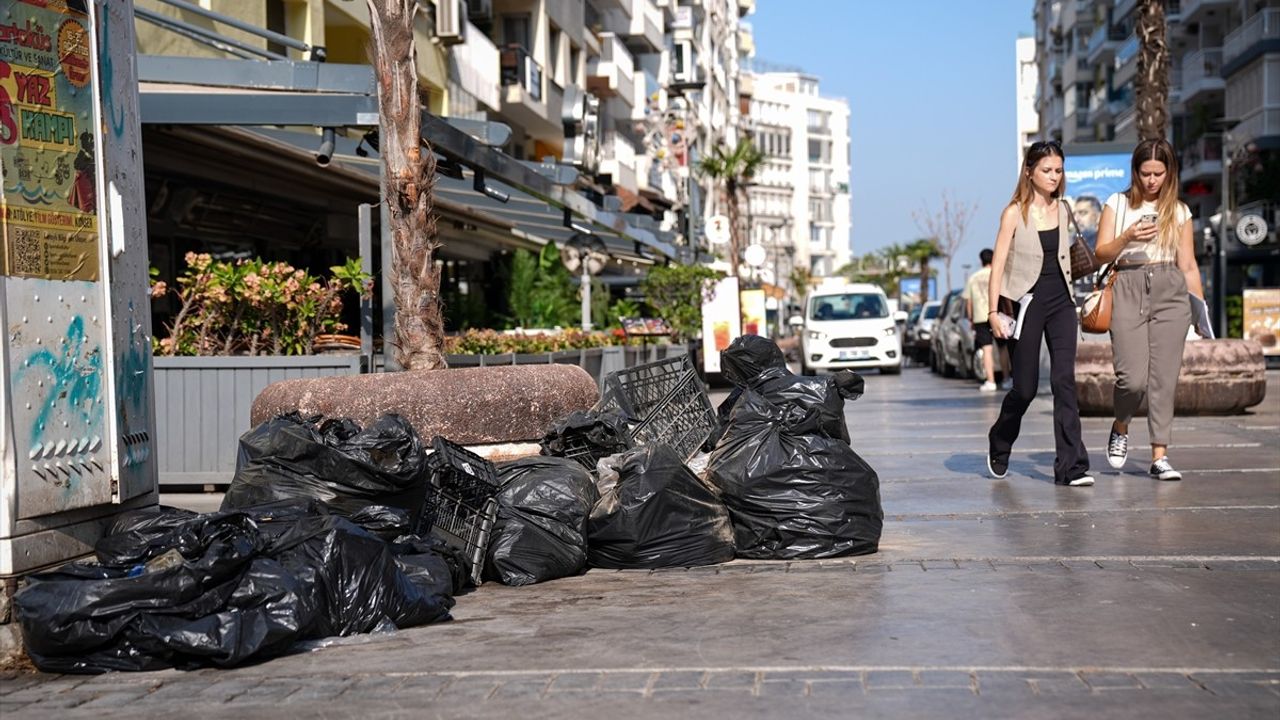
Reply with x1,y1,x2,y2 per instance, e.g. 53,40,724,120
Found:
1075,339,1267,416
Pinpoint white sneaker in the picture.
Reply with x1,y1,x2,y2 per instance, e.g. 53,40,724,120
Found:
1106,428,1128,469
980,381,998,392
1067,474,1095,487
1150,457,1182,481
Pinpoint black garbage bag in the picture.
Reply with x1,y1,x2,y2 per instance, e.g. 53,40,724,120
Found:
222,412,430,520
706,376,883,560
540,409,632,471
14,501,456,674
587,444,735,569
485,457,599,586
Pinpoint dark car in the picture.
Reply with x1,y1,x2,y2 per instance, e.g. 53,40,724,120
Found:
930,289,977,378
905,300,941,364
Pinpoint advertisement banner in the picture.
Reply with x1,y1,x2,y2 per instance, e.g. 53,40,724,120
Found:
898,277,938,306
700,276,741,374
0,0,100,281
740,288,766,337
1063,153,1131,251
1243,288,1280,356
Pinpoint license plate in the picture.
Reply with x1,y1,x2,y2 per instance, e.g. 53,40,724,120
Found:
838,350,870,360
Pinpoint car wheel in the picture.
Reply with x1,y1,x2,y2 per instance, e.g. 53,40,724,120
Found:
942,355,957,377
959,345,973,379
882,362,901,375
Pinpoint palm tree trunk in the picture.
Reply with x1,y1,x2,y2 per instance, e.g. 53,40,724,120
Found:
919,261,929,307
1135,0,1169,142
367,0,446,371
726,182,741,278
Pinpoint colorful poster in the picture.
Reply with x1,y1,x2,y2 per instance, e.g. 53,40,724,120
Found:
700,275,741,374
0,0,99,281
740,288,766,337
1063,153,1131,251
1243,288,1280,356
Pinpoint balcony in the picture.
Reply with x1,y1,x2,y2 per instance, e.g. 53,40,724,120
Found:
1233,107,1280,146
1113,0,1139,22
599,131,638,192
1113,34,1139,87
1086,24,1126,65
1180,133,1223,182
738,22,755,57
586,33,636,112
499,44,563,142
1224,9,1280,72
452,19,501,112
738,0,755,17
1180,48,1224,106
1180,0,1232,26
605,0,663,54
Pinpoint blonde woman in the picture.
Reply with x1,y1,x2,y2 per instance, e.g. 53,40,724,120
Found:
1094,139,1206,481
986,141,1092,486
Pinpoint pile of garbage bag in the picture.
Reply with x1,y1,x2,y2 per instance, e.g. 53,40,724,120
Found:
706,335,883,559
14,500,461,673
540,409,632,471
485,457,599,586
588,444,736,569
223,412,430,521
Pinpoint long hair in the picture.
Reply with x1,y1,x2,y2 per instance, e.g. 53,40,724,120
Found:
1009,140,1066,222
1124,138,1182,256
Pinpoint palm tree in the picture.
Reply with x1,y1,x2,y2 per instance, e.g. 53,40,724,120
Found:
367,0,446,370
1135,0,1169,141
903,238,944,307
698,139,764,278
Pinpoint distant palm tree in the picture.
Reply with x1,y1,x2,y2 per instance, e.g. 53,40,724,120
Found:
698,139,764,278
367,0,445,370
1135,0,1169,141
903,238,944,307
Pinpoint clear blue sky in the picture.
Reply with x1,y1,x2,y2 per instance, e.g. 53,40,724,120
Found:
750,0,1034,290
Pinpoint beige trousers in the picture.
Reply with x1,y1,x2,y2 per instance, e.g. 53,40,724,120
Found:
1109,264,1192,446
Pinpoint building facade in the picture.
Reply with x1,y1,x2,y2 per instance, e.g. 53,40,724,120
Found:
744,72,852,283
1016,36,1041,167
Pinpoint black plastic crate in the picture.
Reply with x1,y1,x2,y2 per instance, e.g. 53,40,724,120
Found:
596,354,716,461
596,355,698,420
417,489,498,587
428,436,501,509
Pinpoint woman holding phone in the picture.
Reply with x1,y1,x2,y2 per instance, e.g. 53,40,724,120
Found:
1093,138,1205,481
985,140,1092,486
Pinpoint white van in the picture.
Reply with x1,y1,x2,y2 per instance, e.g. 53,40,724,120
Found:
791,283,903,375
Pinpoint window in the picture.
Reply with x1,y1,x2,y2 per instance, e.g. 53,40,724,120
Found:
503,14,531,50
808,138,829,164
923,304,941,319
549,27,562,84
808,293,888,321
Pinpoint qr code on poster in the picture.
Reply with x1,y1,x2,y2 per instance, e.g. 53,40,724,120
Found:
11,229,46,275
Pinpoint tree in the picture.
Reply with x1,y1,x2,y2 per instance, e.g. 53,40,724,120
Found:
902,238,943,307
1135,0,1169,142
641,264,724,342
367,0,446,370
698,139,764,278
913,192,978,294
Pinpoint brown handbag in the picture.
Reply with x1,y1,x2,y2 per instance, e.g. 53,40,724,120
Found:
1080,264,1115,333
1062,199,1101,278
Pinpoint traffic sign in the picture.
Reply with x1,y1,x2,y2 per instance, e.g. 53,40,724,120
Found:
706,214,731,245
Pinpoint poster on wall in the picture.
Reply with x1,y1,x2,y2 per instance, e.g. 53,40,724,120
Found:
1062,153,1131,251
700,275,741,374
898,277,938,306
0,0,100,281
740,288,766,337
1243,288,1280,356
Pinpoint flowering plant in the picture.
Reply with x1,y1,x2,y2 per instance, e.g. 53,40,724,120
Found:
152,253,371,356
443,327,653,355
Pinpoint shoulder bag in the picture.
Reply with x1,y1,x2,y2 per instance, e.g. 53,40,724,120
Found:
1080,263,1115,333
1062,199,1100,278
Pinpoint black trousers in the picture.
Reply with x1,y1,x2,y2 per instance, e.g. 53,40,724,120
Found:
988,275,1089,483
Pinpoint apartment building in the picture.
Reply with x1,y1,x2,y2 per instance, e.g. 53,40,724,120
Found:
1032,0,1279,303
744,73,852,281
1016,36,1041,167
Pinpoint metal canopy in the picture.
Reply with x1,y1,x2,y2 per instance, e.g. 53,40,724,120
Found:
136,55,678,260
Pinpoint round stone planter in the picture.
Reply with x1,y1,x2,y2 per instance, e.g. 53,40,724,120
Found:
1075,339,1267,416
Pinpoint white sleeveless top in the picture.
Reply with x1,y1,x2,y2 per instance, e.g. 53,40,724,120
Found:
1104,192,1190,264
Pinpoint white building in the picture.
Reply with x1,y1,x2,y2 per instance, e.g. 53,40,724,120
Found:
745,72,852,283
1015,35,1041,165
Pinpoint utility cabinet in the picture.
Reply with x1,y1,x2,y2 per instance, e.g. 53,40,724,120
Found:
0,0,156,587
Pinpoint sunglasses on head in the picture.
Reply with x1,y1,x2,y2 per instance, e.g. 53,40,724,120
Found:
1030,140,1062,151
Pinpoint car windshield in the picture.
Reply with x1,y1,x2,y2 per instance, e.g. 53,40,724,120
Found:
923,305,940,319
809,293,889,321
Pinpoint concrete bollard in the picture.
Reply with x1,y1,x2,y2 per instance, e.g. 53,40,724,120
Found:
1075,339,1267,416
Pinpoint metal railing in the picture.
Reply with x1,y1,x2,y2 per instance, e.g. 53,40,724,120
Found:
134,0,322,61
1181,47,1223,96
500,44,543,103
1224,8,1280,67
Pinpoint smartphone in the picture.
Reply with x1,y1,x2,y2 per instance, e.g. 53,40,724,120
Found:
1140,213,1158,225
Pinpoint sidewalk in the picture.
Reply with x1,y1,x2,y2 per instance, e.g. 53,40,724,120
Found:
3,369,1278,719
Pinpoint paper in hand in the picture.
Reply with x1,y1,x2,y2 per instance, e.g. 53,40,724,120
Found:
1012,294,1033,341
1189,294,1214,339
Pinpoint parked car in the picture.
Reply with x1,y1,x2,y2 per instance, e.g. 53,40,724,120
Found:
905,300,942,364
930,289,976,378
791,282,902,375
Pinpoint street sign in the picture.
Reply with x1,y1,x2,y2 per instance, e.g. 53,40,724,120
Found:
744,243,767,268
706,214,730,245
1236,214,1270,247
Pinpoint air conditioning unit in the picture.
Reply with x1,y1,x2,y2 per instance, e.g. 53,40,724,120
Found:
433,0,466,45
466,0,492,24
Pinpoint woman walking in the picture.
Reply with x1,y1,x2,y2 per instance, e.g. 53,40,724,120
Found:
986,141,1092,486
1093,139,1205,481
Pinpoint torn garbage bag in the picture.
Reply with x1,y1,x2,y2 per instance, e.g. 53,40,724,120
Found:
587,444,735,569
707,337,882,559
222,412,430,520
14,500,456,674
485,457,599,585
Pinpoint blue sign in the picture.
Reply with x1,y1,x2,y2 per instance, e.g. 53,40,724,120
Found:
899,277,938,303
1064,153,1131,249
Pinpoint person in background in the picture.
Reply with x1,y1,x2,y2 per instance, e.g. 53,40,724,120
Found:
985,140,1092,487
1073,195,1102,248
1093,138,1207,482
963,248,1011,392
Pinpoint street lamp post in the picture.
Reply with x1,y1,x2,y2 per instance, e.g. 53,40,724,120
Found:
1214,118,1239,336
